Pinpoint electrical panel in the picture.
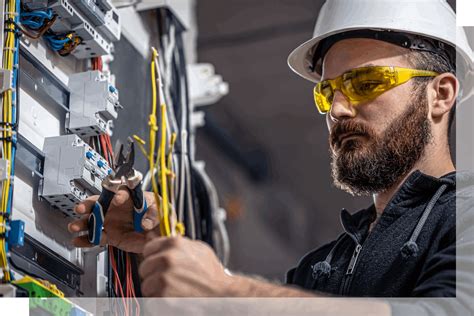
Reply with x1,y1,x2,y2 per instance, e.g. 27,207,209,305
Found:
1,1,229,312
48,0,113,58
41,134,111,217
0,0,123,303
67,70,121,136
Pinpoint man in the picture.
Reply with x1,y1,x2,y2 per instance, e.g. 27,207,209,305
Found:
68,0,473,314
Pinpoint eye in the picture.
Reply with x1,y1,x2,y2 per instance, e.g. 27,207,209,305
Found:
354,80,383,94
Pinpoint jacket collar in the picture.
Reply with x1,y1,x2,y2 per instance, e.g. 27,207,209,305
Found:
339,170,456,243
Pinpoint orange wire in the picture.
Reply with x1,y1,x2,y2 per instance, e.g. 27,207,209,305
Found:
99,135,108,164
105,135,114,166
109,246,129,316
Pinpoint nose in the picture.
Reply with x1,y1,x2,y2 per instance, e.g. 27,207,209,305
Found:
328,90,357,123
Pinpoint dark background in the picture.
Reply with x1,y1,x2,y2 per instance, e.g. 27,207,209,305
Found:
194,0,368,280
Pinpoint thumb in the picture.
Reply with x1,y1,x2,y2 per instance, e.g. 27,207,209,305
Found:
142,192,160,231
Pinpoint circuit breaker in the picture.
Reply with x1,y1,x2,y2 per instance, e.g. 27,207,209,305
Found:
67,70,121,136
47,0,116,58
41,134,111,217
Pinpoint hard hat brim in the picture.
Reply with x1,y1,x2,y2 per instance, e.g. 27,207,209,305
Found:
288,26,473,84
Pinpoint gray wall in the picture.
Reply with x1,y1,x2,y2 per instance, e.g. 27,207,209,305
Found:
195,0,371,280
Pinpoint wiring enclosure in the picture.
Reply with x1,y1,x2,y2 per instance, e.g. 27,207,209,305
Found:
41,134,111,217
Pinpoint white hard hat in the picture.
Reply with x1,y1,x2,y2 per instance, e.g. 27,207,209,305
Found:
288,0,473,83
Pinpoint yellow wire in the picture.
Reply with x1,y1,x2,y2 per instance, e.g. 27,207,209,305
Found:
133,48,179,238
1,0,17,282
148,48,162,232
159,104,171,236
132,134,148,158
147,48,173,237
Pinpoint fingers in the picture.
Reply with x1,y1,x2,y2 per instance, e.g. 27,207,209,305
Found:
139,249,174,278
111,188,132,209
143,236,183,257
71,230,108,248
140,270,167,297
68,216,88,233
74,195,98,215
140,191,160,231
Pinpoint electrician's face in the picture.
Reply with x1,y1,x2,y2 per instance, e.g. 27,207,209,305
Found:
322,39,432,196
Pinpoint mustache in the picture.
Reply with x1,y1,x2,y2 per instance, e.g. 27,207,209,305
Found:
330,120,375,150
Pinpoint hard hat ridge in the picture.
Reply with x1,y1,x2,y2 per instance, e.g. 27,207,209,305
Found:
311,29,457,76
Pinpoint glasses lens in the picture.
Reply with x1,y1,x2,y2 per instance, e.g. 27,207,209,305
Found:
343,67,392,101
314,81,333,114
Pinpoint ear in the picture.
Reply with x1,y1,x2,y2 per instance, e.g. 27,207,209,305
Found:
428,73,459,120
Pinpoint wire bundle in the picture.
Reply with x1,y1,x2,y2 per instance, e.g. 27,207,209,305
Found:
1,0,20,283
19,6,81,56
19,8,57,39
136,9,228,252
88,132,141,315
89,57,140,314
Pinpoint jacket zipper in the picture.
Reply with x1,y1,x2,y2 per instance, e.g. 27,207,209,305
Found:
341,244,362,295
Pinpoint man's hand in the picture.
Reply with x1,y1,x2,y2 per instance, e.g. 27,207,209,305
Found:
68,188,160,253
139,236,233,297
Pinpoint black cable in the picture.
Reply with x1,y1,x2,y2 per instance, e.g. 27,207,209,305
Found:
191,167,214,247
130,254,142,297
107,247,113,297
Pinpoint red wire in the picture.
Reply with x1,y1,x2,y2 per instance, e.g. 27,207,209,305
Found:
91,57,103,72
98,57,103,72
126,253,140,315
99,135,110,165
105,135,114,165
105,135,139,313
109,246,129,316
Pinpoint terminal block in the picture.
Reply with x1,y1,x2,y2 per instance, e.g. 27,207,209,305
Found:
22,0,49,10
98,6,121,42
8,220,25,247
41,135,111,217
48,0,114,58
71,0,121,42
67,70,121,137
13,276,90,315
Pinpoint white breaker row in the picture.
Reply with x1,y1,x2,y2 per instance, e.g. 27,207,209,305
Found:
67,70,121,137
40,68,121,217
41,134,111,217
22,0,121,59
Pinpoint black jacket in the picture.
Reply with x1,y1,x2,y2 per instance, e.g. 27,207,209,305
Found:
286,170,474,313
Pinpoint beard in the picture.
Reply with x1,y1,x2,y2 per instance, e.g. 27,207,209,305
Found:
329,91,432,196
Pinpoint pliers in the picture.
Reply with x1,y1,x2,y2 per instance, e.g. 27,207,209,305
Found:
87,139,148,246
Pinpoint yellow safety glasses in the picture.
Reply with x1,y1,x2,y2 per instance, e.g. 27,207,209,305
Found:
313,66,439,114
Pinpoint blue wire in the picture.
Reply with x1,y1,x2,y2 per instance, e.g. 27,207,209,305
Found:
21,10,53,19
20,8,53,30
44,35,71,51
19,8,74,54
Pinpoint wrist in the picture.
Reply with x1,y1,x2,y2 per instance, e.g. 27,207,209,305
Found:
221,273,252,297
